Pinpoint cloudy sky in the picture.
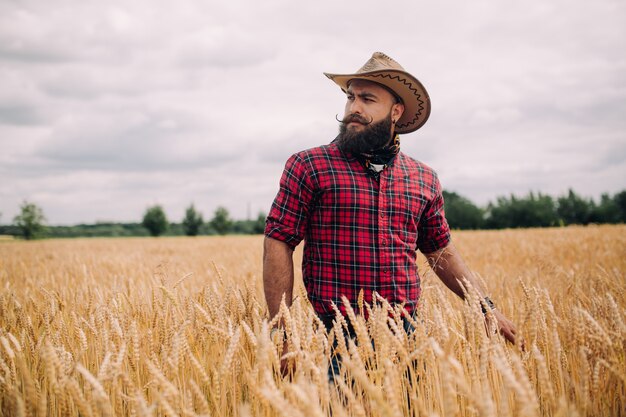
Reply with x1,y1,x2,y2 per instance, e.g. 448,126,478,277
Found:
1,0,624,225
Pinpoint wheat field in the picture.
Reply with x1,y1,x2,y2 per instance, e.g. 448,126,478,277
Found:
0,226,624,416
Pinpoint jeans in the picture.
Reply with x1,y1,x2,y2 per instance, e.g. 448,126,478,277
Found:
320,314,418,383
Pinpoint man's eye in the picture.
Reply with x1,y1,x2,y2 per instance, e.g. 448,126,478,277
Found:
347,95,354,101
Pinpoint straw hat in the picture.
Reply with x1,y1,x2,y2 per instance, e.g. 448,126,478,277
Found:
324,52,431,134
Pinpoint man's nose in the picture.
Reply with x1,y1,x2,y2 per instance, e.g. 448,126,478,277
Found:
347,99,363,114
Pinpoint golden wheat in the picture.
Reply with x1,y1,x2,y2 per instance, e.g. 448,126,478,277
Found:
0,226,624,416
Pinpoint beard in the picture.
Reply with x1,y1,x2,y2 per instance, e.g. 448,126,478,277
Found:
336,112,393,155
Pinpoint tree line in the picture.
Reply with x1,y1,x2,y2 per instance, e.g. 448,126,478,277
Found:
140,204,267,237
443,189,626,229
1,188,624,239
1,203,267,239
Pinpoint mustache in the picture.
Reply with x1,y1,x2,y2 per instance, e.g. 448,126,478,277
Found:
335,113,374,125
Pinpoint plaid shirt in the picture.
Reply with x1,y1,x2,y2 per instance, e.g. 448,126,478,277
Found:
265,141,451,317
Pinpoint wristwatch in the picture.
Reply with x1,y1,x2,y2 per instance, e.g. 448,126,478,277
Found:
481,297,496,314
270,327,285,341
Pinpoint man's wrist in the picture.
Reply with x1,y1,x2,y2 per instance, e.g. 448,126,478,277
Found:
481,297,496,314
270,326,286,341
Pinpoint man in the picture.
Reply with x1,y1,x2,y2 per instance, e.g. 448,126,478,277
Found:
263,52,518,372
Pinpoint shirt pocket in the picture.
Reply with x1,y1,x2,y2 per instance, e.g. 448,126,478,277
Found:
389,190,423,249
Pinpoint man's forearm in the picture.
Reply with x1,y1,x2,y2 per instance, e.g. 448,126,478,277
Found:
263,237,295,320
425,242,487,301
426,242,520,344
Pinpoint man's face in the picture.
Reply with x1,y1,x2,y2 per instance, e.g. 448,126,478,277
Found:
343,79,401,130
337,79,404,154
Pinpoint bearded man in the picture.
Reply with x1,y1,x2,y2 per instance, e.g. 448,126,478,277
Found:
263,52,518,376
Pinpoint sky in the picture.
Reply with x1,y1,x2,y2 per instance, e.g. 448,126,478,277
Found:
1,0,625,225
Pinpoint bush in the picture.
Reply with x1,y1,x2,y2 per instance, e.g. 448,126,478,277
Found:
13,201,46,240
442,191,484,229
210,207,232,235
182,204,204,236
142,205,168,237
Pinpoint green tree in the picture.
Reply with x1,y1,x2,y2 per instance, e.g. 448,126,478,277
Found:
589,193,621,224
182,204,204,236
612,190,626,223
442,191,484,229
210,206,232,235
523,192,558,227
142,205,168,237
485,192,558,229
557,189,592,225
484,196,514,229
13,201,47,240
253,212,267,234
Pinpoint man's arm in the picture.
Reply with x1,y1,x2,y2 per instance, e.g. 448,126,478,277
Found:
263,236,295,376
263,236,295,320
424,242,519,345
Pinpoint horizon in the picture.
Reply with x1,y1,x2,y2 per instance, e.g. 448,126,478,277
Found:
2,186,621,227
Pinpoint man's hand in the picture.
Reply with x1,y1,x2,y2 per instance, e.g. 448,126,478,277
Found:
486,308,522,347
272,329,294,377
279,339,293,376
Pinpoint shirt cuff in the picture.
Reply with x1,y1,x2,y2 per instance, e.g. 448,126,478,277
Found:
264,223,302,249
418,229,451,254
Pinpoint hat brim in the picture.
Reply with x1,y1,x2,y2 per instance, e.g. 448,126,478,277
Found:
324,69,431,134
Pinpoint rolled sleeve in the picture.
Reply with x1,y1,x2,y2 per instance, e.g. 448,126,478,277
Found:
417,175,451,254
264,153,315,249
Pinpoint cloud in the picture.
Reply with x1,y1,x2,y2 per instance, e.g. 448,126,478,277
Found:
33,108,239,172
0,0,625,224
175,28,276,69
0,104,45,126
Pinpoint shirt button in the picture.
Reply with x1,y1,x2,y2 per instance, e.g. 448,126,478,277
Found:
380,212,385,217
382,239,387,246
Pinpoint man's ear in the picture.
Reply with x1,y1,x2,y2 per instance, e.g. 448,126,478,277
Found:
392,103,405,123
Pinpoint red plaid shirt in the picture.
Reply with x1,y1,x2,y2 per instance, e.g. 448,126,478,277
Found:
265,141,451,318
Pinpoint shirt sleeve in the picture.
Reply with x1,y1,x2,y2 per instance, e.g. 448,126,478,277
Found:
417,173,451,254
264,153,315,249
